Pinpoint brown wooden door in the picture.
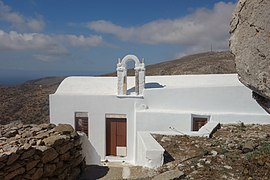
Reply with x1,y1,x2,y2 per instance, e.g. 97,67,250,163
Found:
193,117,207,131
106,118,127,156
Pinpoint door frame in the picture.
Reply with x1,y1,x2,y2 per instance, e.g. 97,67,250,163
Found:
74,112,89,136
191,114,210,131
105,114,127,157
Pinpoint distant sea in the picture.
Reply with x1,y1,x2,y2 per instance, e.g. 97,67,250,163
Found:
0,68,107,86
0,77,32,86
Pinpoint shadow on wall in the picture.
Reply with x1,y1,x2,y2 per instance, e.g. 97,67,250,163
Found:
145,82,165,89
127,82,165,94
80,133,101,165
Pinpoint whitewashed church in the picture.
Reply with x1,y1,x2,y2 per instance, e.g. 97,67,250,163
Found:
49,54,270,168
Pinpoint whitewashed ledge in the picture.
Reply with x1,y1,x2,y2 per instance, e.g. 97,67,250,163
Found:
135,121,220,168
152,121,220,138
136,131,164,168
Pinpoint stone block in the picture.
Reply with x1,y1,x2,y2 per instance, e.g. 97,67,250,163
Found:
5,162,22,172
56,142,73,154
31,168,43,180
26,160,40,171
4,167,25,180
0,153,8,162
43,135,66,146
20,148,36,159
0,162,5,169
43,163,56,177
59,152,70,161
41,147,58,164
6,153,20,165
53,124,74,135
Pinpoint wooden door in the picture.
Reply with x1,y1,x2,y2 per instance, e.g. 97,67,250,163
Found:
106,118,127,156
193,117,207,131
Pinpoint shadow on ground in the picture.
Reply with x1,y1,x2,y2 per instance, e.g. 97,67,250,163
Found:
80,165,109,180
163,150,175,164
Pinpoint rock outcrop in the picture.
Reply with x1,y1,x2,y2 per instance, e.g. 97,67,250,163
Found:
0,123,85,180
230,0,270,100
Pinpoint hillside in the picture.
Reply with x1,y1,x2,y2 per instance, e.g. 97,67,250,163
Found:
0,51,235,125
104,51,235,76
0,77,65,125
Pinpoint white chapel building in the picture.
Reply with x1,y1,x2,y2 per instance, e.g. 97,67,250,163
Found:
49,54,270,168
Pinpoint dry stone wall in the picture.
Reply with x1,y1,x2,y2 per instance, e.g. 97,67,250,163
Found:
0,123,85,180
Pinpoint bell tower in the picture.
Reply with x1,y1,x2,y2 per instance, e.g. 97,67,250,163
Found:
116,55,145,96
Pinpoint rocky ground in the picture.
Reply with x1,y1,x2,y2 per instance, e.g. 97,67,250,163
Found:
153,123,270,180
80,123,270,180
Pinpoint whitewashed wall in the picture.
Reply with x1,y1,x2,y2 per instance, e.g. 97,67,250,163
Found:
50,74,270,167
136,86,270,125
50,94,143,164
136,111,192,131
143,86,267,114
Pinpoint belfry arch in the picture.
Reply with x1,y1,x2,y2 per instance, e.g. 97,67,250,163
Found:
117,55,145,96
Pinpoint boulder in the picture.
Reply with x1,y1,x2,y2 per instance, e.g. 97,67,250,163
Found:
230,0,270,99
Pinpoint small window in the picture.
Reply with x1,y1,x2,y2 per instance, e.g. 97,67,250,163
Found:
192,117,208,131
75,112,88,136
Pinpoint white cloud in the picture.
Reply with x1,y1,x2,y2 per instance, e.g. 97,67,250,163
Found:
0,0,45,32
0,29,105,61
57,34,103,47
87,2,235,52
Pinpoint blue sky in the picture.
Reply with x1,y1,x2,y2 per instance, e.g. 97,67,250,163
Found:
0,0,236,84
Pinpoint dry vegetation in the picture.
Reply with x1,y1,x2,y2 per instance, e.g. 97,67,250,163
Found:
105,51,236,76
0,77,65,125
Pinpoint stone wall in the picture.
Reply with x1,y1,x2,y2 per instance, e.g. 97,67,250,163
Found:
0,123,85,180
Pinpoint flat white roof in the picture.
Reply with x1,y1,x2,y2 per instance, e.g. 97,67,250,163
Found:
54,74,242,95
